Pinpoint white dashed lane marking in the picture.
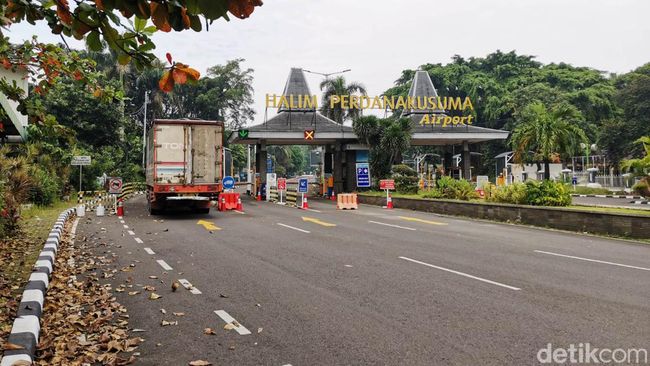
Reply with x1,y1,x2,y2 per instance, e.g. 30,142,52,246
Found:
134,237,144,244
156,259,173,271
214,310,251,335
143,247,155,255
127,230,135,236
178,279,202,294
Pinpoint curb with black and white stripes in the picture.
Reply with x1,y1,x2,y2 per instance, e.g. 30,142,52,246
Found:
571,194,644,199
1,208,76,366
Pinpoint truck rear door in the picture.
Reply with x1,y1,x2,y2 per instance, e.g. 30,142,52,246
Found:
154,124,186,184
190,124,222,184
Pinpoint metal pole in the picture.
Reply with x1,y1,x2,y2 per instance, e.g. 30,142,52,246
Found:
142,91,149,168
246,144,252,195
79,165,82,192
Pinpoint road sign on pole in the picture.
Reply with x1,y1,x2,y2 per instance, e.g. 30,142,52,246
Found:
222,176,235,190
71,156,91,166
108,177,123,194
379,179,395,190
298,178,308,193
277,178,287,204
356,163,370,188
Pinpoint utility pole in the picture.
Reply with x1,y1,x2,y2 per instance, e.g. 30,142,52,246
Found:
246,145,251,195
142,91,149,169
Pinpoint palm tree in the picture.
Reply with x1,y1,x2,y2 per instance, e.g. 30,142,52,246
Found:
621,136,650,176
510,102,587,180
353,116,412,179
319,76,366,124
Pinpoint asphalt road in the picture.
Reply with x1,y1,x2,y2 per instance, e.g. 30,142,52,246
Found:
572,196,650,210
78,195,650,365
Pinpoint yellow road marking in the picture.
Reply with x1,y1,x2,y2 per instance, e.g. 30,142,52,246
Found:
197,219,221,231
302,216,336,227
399,216,448,226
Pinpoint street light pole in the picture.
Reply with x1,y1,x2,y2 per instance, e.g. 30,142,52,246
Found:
142,91,149,169
302,68,351,79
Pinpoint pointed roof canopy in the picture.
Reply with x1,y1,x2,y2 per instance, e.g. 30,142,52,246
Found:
278,68,315,112
401,70,446,117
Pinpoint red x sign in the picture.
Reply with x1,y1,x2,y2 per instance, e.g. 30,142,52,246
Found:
304,129,315,140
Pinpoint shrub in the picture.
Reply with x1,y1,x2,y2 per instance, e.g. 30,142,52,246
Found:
435,177,477,200
29,167,60,206
392,164,417,177
524,180,571,206
488,183,528,205
421,189,443,199
632,178,649,197
392,164,418,194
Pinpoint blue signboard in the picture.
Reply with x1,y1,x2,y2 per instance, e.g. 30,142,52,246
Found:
222,176,235,190
267,157,273,173
356,163,370,188
572,176,578,185
298,178,309,193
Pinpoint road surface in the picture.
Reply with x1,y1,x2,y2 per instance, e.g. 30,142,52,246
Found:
77,195,650,365
572,196,650,210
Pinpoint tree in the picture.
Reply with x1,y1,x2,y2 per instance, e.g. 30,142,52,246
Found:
510,102,587,180
319,76,366,124
620,137,650,177
353,116,412,180
161,59,255,129
0,0,263,124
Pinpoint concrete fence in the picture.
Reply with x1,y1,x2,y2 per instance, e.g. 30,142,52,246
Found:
358,195,650,239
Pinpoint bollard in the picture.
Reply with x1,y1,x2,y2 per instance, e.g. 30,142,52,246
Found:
76,204,85,217
330,189,336,201
386,192,393,209
96,204,105,216
236,196,243,211
116,200,124,217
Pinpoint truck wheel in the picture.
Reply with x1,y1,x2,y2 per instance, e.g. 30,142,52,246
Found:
147,198,161,215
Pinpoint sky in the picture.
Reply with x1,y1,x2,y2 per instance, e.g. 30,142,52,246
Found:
7,0,650,126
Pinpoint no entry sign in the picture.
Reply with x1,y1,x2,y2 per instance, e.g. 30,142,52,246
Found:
380,179,395,190
278,178,287,190
108,177,123,194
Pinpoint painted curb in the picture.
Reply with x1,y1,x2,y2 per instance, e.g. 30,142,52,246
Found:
571,194,644,199
1,208,76,366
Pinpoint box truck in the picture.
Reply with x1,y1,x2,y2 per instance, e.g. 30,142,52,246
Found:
145,119,224,214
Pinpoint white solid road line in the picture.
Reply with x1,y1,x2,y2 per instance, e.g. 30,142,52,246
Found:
134,237,144,244
214,310,251,335
304,208,322,213
143,247,155,255
277,223,311,234
127,230,135,236
369,220,417,231
398,256,521,291
71,218,80,234
534,250,650,271
178,278,202,294
156,259,173,271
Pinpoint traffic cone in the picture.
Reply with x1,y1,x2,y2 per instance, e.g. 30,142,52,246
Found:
236,196,243,211
219,196,226,211
330,189,336,201
386,193,393,209
256,188,261,201
302,195,309,209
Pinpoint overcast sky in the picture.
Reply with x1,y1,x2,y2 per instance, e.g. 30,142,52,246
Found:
8,0,650,126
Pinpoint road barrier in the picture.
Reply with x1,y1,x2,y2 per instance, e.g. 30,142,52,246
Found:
1,207,76,366
218,192,242,211
336,193,358,210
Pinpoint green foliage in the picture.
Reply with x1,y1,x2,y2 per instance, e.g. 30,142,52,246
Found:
510,102,587,179
319,76,366,123
421,190,443,199
393,164,419,194
487,183,528,205
28,166,60,206
353,116,412,180
523,180,571,206
632,179,649,197
487,180,571,206
433,176,478,200
621,136,650,177
570,186,611,195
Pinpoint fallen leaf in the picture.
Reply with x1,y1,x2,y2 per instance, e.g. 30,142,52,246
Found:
128,291,140,296
4,342,25,350
149,293,162,300
161,320,178,326
189,361,212,366
160,308,167,314
224,323,236,331
171,282,180,292
173,312,185,317
149,275,158,279
203,328,216,335
257,327,263,334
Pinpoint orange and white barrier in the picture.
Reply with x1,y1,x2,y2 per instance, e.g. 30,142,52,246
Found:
336,193,358,210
